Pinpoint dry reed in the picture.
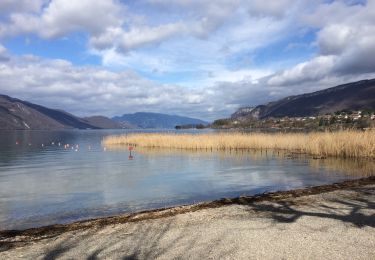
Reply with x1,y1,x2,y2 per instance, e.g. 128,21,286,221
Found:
102,130,375,159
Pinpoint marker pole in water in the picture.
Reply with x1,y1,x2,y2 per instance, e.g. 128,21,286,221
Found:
128,146,134,160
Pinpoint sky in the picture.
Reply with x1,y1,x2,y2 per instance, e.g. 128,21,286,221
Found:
0,0,375,121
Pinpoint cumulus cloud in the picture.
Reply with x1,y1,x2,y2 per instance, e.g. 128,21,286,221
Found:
266,0,375,87
1,1,375,120
317,24,353,55
247,0,295,17
2,50,372,121
0,0,124,38
119,23,188,51
0,44,9,62
0,54,217,119
268,56,336,86
0,0,294,53
0,0,45,15
0,51,292,120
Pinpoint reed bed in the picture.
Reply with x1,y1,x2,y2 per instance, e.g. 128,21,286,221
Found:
102,130,375,159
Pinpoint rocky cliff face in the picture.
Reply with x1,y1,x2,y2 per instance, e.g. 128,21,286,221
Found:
231,107,263,120
231,79,375,120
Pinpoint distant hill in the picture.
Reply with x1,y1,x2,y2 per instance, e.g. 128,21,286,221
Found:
82,116,123,129
0,94,122,130
112,112,208,129
232,79,375,120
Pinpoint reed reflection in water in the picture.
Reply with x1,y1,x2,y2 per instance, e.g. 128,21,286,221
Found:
107,145,375,178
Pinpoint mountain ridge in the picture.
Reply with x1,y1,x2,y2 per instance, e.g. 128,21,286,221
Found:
0,94,208,130
0,94,120,130
231,79,375,120
113,112,208,129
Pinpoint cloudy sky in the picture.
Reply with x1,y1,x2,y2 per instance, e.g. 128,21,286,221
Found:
0,0,375,121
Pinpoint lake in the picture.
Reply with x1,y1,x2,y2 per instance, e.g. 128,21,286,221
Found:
0,130,373,230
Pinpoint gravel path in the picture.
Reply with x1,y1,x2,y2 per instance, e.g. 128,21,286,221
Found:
1,184,374,259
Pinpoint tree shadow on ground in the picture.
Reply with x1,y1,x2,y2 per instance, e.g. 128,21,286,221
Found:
32,215,236,260
242,187,375,228
3,186,374,259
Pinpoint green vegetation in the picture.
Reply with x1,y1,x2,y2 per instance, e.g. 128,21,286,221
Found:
212,110,375,131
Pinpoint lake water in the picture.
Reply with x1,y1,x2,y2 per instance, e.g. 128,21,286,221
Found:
0,130,373,230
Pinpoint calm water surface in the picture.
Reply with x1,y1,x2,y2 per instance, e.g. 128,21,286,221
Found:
0,130,373,230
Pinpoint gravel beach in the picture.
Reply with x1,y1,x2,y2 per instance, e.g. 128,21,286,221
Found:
1,181,374,259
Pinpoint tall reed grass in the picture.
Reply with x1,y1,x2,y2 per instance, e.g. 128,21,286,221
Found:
102,130,375,159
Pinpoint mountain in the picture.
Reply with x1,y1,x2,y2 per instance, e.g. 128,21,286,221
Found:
83,116,123,129
232,79,375,120
0,94,121,130
112,112,208,129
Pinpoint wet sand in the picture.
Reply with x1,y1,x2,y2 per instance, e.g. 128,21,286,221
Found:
1,177,374,259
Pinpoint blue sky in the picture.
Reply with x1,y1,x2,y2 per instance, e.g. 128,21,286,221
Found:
0,0,374,120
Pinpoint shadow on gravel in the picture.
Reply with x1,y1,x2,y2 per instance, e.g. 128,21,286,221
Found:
26,187,375,259
33,218,236,260
243,187,375,228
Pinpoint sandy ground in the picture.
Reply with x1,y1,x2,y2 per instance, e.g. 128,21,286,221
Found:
1,184,374,260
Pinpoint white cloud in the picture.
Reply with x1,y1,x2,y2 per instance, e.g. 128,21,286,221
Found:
0,0,375,121
0,0,45,15
247,0,295,17
119,22,188,51
0,43,9,61
0,0,124,38
0,54,212,119
0,0,294,54
317,24,353,55
266,0,375,86
0,43,6,54
267,56,336,86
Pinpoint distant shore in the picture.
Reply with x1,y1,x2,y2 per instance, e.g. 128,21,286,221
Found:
1,176,374,254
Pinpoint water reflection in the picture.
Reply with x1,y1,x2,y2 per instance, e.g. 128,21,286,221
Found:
109,146,375,178
0,130,373,230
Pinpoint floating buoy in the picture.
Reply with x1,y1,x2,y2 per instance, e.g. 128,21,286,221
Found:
52,142,55,145
15,141,19,145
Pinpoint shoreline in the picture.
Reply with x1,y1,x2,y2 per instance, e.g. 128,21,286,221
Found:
1,176,374,245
